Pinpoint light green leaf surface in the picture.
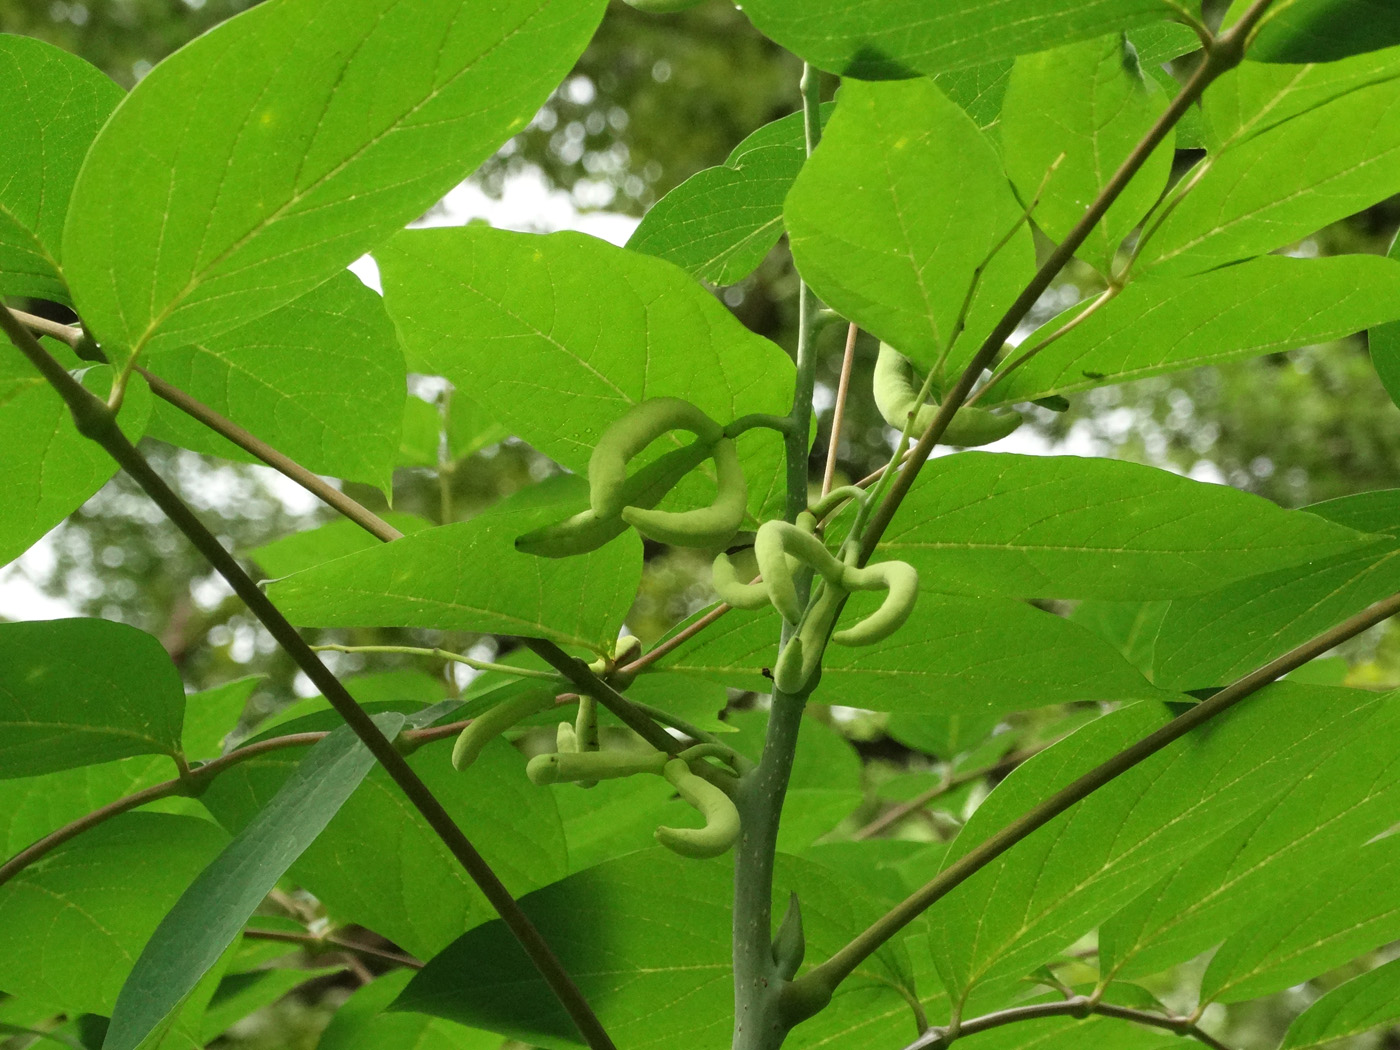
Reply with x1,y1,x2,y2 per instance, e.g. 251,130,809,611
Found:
0,35,121,302
0,755,170,855
103,714,404,1050
377,226,794,520
248,512,431,579
0,618,184,778
735,0,1175,80
934,60,1013,135
62,0,607,365
0,812,228,1014
319,970,502,1050
652,593,1164,717
397,850,908,1050
628,107,829,286
1280,956,1400,1049
1368,228,1400,407
1203,829,1400,1003
950,1015,1179,1050
1151,540,1400,690
1067,600,1166,675
991,254,1400,403
0,347,152,569
201,731,566,959
1249,0,1400,63
268,476,641,653
925,683,1379,1002
785,78,1034,374
1001,34,1173,272
878,453,1370,599
1100,689,1400,980
143,271,405,492
181,676,262,761
1141,58,1400,274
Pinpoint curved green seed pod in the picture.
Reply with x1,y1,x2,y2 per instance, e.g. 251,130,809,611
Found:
772,892,805,981
451,687,557,771
712,551,771,610
589,398,723,518
526,748,670,786
754,520,847,624
516,440,712,558
654,758,742,859
873,342,1022,448
772,635,807,695
621,436,747,548
572,694,600,788
556,721,579,753
833,560,920,646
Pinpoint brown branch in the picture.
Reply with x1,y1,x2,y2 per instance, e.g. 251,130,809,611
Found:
901,996,1231,1050
0,308,616,1050
822,323,860,498
242,926,422,969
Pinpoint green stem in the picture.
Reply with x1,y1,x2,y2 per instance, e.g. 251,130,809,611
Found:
311,642,558,680
0,308,617,1050
793,584,1400,1012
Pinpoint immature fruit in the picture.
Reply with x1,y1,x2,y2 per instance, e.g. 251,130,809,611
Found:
654,758,742,858
873,342,1022,447
833,560,920,646
621,436,747,548
589,398,723,518
451,687,557,771
526,748,670,786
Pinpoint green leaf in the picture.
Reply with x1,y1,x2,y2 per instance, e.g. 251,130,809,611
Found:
1067,600,1167,675
1250,1,1400,63
0,348,152,569
0,755,171,856
627,106,829,286
103,713,404,1050
200,966,340,1043
1141,60,1400,274
1203,829,1400,1003
1151,539,1400,690
1001,34,1173,273
0,35,121,302
62,0,607,366
949,1015,1180,1050
248,512,432,579
0,618,185,777
785,78,1034,374
396,850,908,1050
142,271,405,492
267,477,642,653
1280,956,1400,1049
181,676,262,761
200,731,567,959
735,0,1178,80
924,683,1380,1002
1369,229,1400,408
877,452,1371,599
377,225,795,520
652,594,1165,716
0,812,228,1014
934,61,1013,135
1303,487,1400,536
318,970,502,1050
1099,688,1400,980
990,254,1400,403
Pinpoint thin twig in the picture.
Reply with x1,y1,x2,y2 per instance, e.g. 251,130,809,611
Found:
853,745,1048,841
242,926,423,969
791,584,1400,1011
822,323,860,497
0,308,616,1050
620,602,734,676
901,996,1231,1050
854,3,1275,565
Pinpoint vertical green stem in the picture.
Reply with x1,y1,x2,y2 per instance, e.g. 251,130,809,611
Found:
732,61,825,1050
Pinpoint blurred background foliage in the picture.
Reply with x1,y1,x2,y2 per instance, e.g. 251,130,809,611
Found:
3,1,1400,1048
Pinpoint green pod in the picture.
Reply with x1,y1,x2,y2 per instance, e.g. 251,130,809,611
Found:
526,748,670,786
772,634,807,695
572,694,600,788
754,520,846,624
621,436,747,548
589,398,723,518
711,551,771,610
873,342,1022,448
556,721,579,753
451,687,557,771
772,892,806,981
655,758,742,859
833,559,920,646
516,440,712,558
